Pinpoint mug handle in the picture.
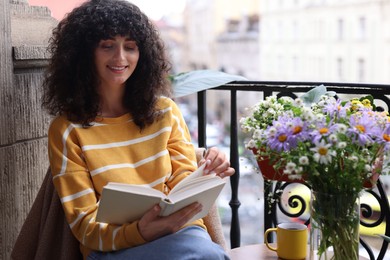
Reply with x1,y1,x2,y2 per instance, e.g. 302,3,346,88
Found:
264,228,277,251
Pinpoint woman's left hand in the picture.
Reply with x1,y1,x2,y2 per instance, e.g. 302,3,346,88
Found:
199,147,235,178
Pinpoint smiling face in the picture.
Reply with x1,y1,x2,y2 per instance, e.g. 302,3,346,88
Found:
94,35,140,91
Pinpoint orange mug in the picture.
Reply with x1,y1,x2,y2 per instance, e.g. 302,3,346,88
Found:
264,222,308,259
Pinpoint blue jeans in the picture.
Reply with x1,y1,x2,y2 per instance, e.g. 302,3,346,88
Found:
87,226,230,260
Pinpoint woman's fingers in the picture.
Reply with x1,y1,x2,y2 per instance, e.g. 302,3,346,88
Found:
137,202,202,242
202,147,235,178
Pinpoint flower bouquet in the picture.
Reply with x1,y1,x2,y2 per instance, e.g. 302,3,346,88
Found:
240,86,390,260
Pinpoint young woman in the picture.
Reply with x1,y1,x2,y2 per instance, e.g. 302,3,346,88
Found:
41,0,233,259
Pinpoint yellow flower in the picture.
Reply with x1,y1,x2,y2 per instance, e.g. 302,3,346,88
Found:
350,99,361,111
361,99,373,109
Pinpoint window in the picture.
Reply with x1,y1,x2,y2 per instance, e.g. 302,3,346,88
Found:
318,19,324,40
277,55,284,72
247,15,259,32
292,56,299,77
358,16,366,40
292,20,298,40
227,19,240,33
357,58,365,82
337,18,344,40
337,57,344,81
277,21,284,40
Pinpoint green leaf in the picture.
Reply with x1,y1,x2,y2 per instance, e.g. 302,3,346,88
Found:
375,234,390,243
171,70,247,98
359,95,376,110
300,85,336,106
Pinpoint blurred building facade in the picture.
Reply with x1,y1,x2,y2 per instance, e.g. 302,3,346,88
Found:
182,0,260,76
259,0,390,83
216,13,260,80
155,18,185,75
180,0,261,129
178,0,390,133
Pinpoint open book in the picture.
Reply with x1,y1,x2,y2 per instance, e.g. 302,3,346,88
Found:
96,163,227,225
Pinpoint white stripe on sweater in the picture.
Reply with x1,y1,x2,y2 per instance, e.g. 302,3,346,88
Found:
170,155,197,167
82,127,172,151
99,222,106,251
61,188,94,203
170,154,187,161
142,175,167,188
81,214,96,245
59,124,75,175
90,150,169,176
70,211,88,229
112,227,121,250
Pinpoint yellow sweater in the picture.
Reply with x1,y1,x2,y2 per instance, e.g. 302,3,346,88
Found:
48,97,205,258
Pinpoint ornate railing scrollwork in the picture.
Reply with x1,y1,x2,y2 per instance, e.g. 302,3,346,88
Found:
265,179,389,260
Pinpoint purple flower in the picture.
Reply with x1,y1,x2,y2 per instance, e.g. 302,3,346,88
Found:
266,117,294,152
323,98,348,118
348,112,381,145
267,130,292,152
287,117,310,147
380,124,390,151
310,121,338,143
267,116,311,151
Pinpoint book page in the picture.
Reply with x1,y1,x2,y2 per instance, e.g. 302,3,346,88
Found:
170,174,218,195
161,179,226,222
169,177,226,200
104,182,165,198
169,163,208,194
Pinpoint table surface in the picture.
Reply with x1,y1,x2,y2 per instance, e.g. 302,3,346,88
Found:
229,244,369,260
229,244,307,260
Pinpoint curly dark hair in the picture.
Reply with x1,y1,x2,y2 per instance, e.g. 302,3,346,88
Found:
42,0,172,128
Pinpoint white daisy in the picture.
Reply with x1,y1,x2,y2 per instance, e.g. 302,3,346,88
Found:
299,156,309,165
310,140,336,164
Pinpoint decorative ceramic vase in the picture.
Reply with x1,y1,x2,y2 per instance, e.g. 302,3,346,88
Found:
310,191,360,260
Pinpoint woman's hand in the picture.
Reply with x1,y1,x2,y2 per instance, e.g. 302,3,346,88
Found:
199,147,235,178
137,202,202,242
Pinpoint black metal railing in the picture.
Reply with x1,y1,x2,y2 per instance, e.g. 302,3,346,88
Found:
195,81,390,260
